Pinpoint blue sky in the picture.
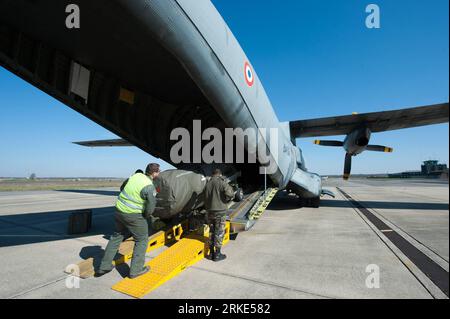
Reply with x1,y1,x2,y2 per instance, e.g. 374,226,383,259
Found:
0,0,448,178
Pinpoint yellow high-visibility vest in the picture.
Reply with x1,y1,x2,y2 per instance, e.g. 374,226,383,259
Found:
116,173,152,214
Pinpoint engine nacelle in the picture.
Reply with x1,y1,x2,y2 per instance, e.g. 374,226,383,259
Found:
343,128,372,155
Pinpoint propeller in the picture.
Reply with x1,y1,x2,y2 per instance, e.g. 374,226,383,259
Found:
344,153,352,180
314,140,344,147
314,139,393,180
366,145,394,153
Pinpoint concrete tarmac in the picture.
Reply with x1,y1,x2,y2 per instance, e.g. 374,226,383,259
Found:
0,178,448,299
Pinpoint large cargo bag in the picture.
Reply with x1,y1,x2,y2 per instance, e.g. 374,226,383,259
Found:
153,170,207,219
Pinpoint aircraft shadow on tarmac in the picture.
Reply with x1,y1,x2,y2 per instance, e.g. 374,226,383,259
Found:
2,193,447,250
0,205,164,275
320,200,449,210
268,193,449,211
57,189,120,197
0,206,116,248
77,244,132,277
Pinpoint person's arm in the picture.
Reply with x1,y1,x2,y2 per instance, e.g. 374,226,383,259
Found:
140,184,157,219
120,178,129,192
222,180,235,202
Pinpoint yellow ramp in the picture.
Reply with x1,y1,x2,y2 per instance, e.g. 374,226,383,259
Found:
112,237,205,298
249,188,278,220
67,222,186,279
112,222,230,298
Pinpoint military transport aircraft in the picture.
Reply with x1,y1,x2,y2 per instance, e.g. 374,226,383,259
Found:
0,0,448,207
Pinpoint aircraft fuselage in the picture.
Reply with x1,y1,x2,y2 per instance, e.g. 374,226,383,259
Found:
0,0,323,198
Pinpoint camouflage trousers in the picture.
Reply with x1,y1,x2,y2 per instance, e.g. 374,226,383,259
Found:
206,210,227,250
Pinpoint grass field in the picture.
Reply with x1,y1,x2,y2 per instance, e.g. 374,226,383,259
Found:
0,178,123,191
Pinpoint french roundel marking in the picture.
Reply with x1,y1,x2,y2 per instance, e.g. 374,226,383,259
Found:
244,62,254,87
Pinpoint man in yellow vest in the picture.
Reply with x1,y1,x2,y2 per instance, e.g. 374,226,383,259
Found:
96,163,160,279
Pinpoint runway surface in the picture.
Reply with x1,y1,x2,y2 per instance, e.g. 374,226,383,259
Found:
0,178,448,299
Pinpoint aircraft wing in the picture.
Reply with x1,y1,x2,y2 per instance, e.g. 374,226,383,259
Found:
73,139,132,147
290,103,449,138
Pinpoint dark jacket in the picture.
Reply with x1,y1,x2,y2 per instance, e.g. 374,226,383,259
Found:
204,176,235,211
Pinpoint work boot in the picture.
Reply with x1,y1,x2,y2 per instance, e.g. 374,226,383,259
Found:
94,268,113,278
213,248,227,262
129,266,150,279
205,245,215,260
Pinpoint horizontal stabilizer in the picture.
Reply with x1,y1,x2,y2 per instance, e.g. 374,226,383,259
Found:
366,145,394,153
73,139,132,147
290,103,449,138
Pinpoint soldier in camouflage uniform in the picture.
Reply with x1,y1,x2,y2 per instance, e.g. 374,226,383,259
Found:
204,169,235,262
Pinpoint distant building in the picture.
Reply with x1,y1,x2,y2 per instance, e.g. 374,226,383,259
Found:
388,160,448,179
421,160,448,177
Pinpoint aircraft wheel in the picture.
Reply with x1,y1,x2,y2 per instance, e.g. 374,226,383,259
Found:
310,197,321,208
299,197,320,208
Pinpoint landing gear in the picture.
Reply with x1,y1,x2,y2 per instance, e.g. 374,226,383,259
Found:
299,197,321,208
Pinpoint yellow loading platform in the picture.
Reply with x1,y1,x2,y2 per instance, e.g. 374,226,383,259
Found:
248,188,278,220
111,223,230,298
67,222,186,279
67,188,278,298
